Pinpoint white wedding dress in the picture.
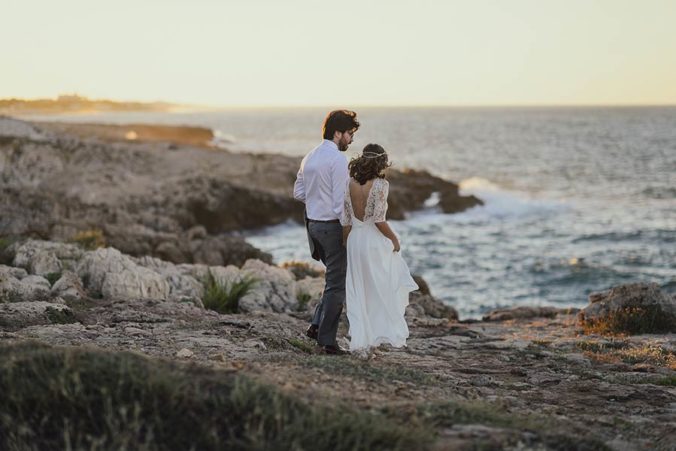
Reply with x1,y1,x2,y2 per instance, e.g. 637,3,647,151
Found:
342,177,419,352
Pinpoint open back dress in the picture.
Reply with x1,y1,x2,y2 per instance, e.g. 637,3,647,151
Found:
341,177,419,351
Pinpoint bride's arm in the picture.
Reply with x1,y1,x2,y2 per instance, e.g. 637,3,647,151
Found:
342,225,352,246
375,222,400,252
373,180,399,251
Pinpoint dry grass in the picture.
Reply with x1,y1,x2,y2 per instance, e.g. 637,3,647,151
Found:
280,260,325,280
577,340,676,369
70,228,106,250
580,305,675,335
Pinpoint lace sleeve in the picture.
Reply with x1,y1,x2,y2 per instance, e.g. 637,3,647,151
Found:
340,182,352,226
373,179,389,222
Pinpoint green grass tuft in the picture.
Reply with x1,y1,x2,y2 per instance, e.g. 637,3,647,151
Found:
288,338,315,354
296,291,312,311
45,272,63,286
0,237,12,252
413,400,544,430
0,343,431,450
202,273,257,314
45,306,77,325
654,375,676,386
0,236,18,265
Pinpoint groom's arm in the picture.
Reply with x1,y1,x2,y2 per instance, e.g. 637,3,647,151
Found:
293,166,306,202
342,226,351,247
331,157,349,219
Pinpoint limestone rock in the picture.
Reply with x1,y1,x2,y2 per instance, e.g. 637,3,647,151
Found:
51,271,87,302
176,263,211,284
176,348,194,358
135,255,204,305
0,273,26,302
77,247,170,301
0,116,46,140
22,275,51,293
190,234,272,267
1,118,482,274
154,241,186,264
408,292,458,321
0,301,75,330
281,261,324,280
238,259,296,313
12,240,83,276
295,276,325,313
0,264,28,280
405,303,428,320
579,283,676,334
386,168,483,219
208,265,242,288
483,306,576,322
0,272,51,303
412,274,431,296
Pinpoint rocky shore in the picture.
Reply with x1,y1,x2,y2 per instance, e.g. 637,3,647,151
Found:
1,116,674,450
0,116,481,267
0,240,674,449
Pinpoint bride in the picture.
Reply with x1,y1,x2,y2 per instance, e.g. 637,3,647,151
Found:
340,144,418,352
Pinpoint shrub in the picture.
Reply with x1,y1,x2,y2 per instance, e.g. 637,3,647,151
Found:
0,236,17,265
281,260,324,280
581,305,675,335
288,338,315,354
655,375,676,386
0,343,431,450
45,306,77,325
203,273,257,314
70,229,106,250
45,272,62,286
0,237,12,252
296,291,312,311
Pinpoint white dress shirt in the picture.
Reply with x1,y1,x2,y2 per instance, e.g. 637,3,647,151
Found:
293,139,349,221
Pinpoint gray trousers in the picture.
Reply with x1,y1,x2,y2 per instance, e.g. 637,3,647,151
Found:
308,221,346,346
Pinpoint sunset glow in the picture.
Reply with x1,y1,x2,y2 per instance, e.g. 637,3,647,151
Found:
3,0,676,107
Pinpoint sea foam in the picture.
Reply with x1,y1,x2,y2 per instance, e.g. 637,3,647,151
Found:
457,177,569,220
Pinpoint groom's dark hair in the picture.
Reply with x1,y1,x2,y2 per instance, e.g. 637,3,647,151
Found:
322,110,360,140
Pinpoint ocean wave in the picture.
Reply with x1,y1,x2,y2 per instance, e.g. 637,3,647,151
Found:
211,129,237,149
454,177,569,220
572,231,645,243
572,229,676,244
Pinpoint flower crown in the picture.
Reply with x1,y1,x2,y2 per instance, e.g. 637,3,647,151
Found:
361,151,387,159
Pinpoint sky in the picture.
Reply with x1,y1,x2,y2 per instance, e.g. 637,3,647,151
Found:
2,0,676,107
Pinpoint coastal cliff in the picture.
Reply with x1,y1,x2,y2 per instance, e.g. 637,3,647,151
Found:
0,116,481,266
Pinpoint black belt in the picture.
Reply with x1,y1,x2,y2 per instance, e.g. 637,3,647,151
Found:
307,219,340,224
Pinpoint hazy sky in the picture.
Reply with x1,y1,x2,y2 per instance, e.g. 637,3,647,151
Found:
3,0,676,106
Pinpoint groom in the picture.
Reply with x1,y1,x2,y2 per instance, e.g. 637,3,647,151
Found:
293,110,359,355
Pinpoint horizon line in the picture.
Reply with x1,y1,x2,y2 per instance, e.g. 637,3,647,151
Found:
3,95,676,110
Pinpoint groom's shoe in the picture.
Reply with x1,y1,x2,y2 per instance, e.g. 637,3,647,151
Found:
305,325,318,340
321,344,347,356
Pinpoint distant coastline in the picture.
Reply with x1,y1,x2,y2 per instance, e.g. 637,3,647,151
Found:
0,94,178,115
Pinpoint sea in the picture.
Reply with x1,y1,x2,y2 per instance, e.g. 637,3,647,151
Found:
25,106,676,319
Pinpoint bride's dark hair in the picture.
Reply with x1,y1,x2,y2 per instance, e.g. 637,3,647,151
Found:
349,143,392,185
